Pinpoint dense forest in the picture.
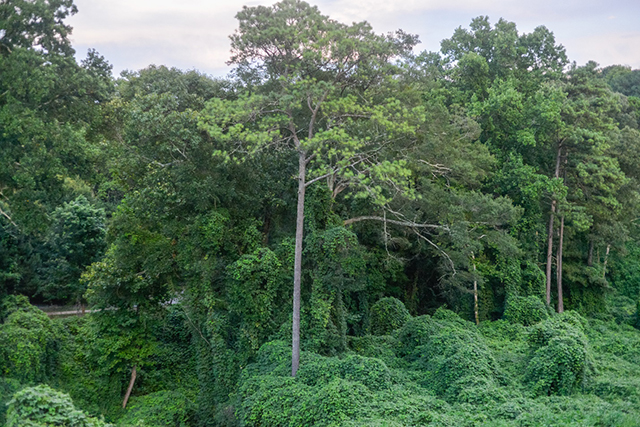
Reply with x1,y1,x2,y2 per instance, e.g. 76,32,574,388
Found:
2,0,640,425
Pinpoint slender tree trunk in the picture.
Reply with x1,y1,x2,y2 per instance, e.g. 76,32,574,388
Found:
545,202,556,306
545,143,563,306
557,216,565,313
292,150,306,377
602,244,611,280
472,253,478,326
122,366,137,409
587,240,594,266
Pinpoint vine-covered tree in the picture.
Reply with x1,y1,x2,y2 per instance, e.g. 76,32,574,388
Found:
199,0,424,376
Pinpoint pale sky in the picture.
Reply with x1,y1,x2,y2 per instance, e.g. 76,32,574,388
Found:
67,0,640,77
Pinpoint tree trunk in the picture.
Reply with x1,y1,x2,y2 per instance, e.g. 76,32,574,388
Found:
557,216,565,313
545,202,556,306
122,366,137,409
292,150,306,377
602,244,610,280
472,253,478,326
545,143,563,306
587,240,594,266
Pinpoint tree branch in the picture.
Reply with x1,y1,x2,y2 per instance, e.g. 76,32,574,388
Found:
343,215,445,229
0,205,17,228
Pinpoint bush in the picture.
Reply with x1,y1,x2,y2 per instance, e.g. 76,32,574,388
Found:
6,384,110,427
525,312,592,396
503,296,549,326
396,309,502,402
287,350,393,392
369,297,411,335
118,390,195,426
0,378,22,426
236,375,310,427
341,355,392,391
348,335,398,367
394,315,434,359
413,325,502,401
0,299,60,383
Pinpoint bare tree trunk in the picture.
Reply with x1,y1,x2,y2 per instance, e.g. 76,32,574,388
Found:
557,216,565,313
122,366,137,409
602,244,611,280
545,202,556,306
472,253,478,326
545,143,563,306
292,150,306,377
587,240,594,266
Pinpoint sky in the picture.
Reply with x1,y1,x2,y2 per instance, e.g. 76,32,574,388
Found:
67,0,640,78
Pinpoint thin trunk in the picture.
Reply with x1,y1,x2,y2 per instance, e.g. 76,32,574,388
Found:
587,240,594,266
472,253,478,326
602,244,611,280
545,202,556,306
557,216,565,313
545,143,563,306
291,150,306,377
122,366,137,409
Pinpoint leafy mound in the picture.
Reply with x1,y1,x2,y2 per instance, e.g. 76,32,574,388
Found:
397,308,503,402
503,295,550,326
6,384,110,427
526,312,593,396
369,297,411,335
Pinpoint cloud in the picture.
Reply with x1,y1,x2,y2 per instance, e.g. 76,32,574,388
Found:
566,31,640,68
67,0,640,76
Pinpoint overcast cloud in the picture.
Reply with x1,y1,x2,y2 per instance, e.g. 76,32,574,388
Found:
67,0,640,77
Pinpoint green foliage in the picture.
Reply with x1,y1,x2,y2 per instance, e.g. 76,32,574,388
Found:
525,312,592,396
41,195,106,302
226,247,287,354
6,384,111,427
409,310,503,402
117,390,194,427
236,343,383,426
394,315,434,359
348,334,399,368
4,1,640,426
369,297,411,335
503,295,549,326
0,296,60,383
0,378,22,426
304,226,371,354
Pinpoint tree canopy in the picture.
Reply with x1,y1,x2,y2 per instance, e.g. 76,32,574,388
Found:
2,1,640,426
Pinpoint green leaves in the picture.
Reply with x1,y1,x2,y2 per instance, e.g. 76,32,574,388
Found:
0,0,77,56
6,384,111,427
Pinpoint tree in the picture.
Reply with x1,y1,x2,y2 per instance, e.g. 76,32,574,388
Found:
0,0,113,302
41,195,106,303
440,17,569,311
199,0,422,376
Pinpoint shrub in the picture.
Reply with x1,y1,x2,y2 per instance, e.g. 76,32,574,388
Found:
236,375,311,427
305,378,368,425
503,296,549,326
413,325,501,401
118,390,194,426
295,352,343,387
0,378,22,426
369,297,411,335
348,335,398,367
397,309,502,401
394,315,434,359
6,384,110,427
0,299,60,383
525,312,592,396
341,355,392,391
